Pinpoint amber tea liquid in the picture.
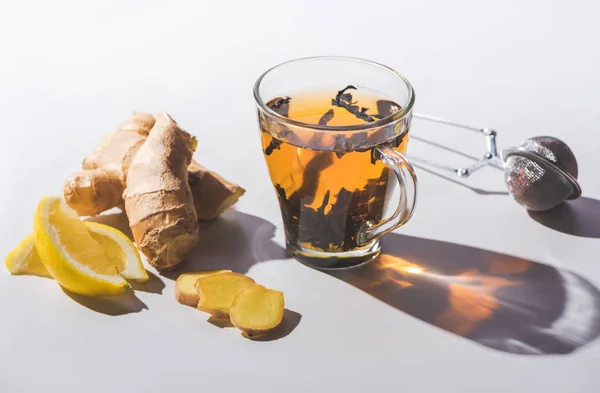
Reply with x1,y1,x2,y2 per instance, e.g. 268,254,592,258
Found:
260,88,409,267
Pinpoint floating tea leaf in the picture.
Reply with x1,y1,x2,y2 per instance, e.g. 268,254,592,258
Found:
318,109,335,126
332,85,377,123
349,132,371,152
316,190,330,216
392,133,405,148
263,97,293,156
308,131,325,147
376,100,401,118
263,138,282,156
289,152,335,205
277,129,292,138
266,97,292,117
333,134,350,159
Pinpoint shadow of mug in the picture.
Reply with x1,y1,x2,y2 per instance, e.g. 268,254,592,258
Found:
329,233,600,355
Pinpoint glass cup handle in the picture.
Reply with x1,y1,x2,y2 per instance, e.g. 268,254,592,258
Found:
358,144,418,246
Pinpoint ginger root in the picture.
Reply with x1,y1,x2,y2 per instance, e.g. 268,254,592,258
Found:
196,272,255,318
63,170,124,217
230,284,285,337
63,113,153,216
188,161,245,220
123,112,199,270
62,111,245,270
174,270,230,307
63,114,245,220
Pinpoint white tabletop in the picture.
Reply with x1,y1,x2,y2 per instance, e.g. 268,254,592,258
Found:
1,1,599,392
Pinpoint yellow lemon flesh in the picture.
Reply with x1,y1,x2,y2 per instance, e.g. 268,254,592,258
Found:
33,197,128,296
88,223,148,282
5,233,53,278
6,223,148,283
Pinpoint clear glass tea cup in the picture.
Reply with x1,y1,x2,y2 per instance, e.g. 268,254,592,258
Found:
254,56,417,269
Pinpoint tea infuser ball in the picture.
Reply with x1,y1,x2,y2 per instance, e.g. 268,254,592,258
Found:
412,114,582,211
502,136,581,211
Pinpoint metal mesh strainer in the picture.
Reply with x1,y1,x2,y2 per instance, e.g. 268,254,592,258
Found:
503,136,581,211
413,114,581,211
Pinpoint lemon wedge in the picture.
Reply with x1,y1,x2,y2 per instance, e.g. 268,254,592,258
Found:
33,197,128,296
5,233,53,278
7,222,148,283
87,222,148,282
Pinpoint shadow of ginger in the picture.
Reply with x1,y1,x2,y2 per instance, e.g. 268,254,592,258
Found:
330,233,600,355
162,208,288,279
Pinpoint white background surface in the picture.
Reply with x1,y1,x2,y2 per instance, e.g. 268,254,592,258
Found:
1,0,600,392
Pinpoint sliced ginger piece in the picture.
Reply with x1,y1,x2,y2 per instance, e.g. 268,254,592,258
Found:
196,272,255,318
230,284,285,337
174,270,231,307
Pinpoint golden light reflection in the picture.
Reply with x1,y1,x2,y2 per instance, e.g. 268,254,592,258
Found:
488,258,532,275
435,272,518,336
403,266,424,275
362,254,428,289
378,254,426,276
372,254,525,337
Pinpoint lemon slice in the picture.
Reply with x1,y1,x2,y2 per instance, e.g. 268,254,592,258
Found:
87,223,148,282
5,233,53,278
34,197,128,296
6,222,148,283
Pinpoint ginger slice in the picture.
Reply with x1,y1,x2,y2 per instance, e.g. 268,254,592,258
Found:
174,270,230,307
230,284,285,337
196,272,255,318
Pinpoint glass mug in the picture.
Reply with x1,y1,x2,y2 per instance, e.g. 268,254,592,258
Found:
254,56,417,269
